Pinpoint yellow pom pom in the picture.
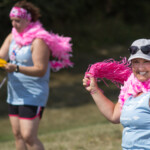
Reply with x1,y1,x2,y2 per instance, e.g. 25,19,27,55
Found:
0,59,7,67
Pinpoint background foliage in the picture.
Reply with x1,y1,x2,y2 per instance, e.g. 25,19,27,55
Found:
1,0,150,44
0,0,150,108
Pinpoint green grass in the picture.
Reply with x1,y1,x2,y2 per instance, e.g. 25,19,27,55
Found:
0,104,123,150
0,62,123,150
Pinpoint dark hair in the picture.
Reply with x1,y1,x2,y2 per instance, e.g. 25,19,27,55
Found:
14,0,41,22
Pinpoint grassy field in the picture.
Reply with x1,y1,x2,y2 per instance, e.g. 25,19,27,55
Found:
0,104,123,150
0,70,123,150
0,26,129,149
0,43,126,150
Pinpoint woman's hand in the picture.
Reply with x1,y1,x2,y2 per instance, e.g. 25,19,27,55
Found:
83,74,121,123
83,74,99,94
4,63,17,73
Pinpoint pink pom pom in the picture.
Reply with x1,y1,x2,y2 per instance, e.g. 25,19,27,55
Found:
85,57,132,87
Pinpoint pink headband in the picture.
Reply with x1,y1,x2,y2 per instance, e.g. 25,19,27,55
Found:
9,7,31,21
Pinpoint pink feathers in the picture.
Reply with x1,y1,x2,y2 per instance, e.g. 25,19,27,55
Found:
12,21,73,71
85,58,132,86
85,58,150,110
118,73,150,109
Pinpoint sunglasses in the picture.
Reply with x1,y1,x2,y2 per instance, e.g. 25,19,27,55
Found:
129,45,150,54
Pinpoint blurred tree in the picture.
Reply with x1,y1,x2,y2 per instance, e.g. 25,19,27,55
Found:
0,0,150,43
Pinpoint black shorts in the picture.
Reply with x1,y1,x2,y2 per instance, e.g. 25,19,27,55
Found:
8,104,45,120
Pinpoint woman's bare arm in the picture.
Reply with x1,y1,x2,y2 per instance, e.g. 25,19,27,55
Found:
0,33,12,60
83,76,121,123
4,38,50,77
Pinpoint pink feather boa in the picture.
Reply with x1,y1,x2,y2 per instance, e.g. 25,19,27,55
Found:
12,21,73,71
118,73,150,109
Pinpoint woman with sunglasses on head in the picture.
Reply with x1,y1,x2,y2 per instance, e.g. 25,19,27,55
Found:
83,39,150,149
0,1,72,150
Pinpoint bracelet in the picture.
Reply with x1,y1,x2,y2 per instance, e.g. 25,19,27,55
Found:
15,65,19,72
